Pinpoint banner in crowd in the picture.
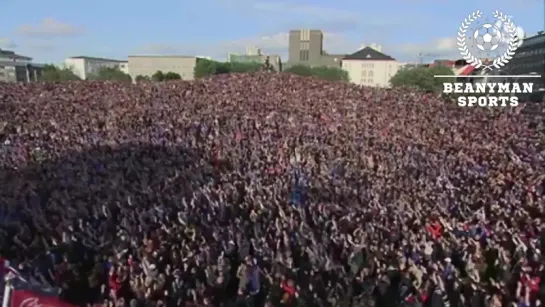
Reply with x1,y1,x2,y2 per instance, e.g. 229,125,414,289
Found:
0,258,24,306
8,289,73,307
1,262,69,307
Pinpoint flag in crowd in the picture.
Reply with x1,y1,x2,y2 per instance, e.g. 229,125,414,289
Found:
1,258,71,307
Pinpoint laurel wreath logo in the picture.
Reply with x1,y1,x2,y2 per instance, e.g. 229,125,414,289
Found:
491,10,519,69
457,10,483,68
457,10,520,71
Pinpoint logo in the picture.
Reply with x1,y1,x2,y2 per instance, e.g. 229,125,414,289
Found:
494,16,525,47
457,10,519,71
19,297,57,307
439,10,537,108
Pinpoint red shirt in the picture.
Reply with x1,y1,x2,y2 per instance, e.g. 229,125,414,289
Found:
522,275,540,293
109,273,121,291
281,281,296,297
426,222,442,239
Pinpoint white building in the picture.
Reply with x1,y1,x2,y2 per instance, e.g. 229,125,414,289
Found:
64,56,128,80
245,46,261,56
127,55,197,81
342,46,399,87
0,49,41,82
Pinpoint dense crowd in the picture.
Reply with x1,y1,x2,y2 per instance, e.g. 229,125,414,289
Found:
0,73,544,307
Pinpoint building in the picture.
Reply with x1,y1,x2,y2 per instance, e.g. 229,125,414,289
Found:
505,31,545,87
227,47,282,72
228,53,282,72
288,29,344,68
429,59,476,77
0,49,42,82
127,55,197,80
342,46,398,87
245,47,261,56
64,56,128,80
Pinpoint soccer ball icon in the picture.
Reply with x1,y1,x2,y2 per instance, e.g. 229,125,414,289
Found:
473,23,503,51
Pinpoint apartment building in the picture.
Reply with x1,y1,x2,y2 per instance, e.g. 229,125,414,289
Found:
128,55,197,80
505,32,545,88
64,56,128,80
342,45,399,87
0,49,42,82
287,29,344,68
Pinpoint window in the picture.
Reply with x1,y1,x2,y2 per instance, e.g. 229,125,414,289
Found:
361,70,367,77
0,72,4,77
299,50,309,61
368,71,374,77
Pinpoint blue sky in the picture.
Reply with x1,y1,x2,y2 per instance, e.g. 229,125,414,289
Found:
0,0,542,64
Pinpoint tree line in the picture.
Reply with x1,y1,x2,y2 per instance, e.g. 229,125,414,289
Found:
39,65,182,83
135,71,181,82
193,59,273,78
194,59,350,82
389,65,456,92
38,59,456,90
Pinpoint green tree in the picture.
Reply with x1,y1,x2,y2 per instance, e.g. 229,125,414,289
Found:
310,66,349,82
135,75,151,82
40,64,81,82
284,65,348,82
194,59,272,78
215,62,231,75
229,62,261,73
284,64,313,77
390,65,455,92
164,72,182,80
194,59,218,78
152,70,165,82
89,67,131,82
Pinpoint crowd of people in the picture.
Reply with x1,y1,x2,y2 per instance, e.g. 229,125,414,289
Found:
0,73,544,307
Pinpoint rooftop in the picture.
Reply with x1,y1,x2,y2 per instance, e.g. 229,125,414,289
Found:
0,61,43,67
128,55,195,58
68,56,126,63
0,49,32,61
343,47,396,61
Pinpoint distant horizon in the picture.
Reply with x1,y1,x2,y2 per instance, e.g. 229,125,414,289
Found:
1,0,542,65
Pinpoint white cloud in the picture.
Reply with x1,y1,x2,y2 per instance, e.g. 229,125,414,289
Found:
386,37,461,62
0,38,16,49
17,18,83,37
